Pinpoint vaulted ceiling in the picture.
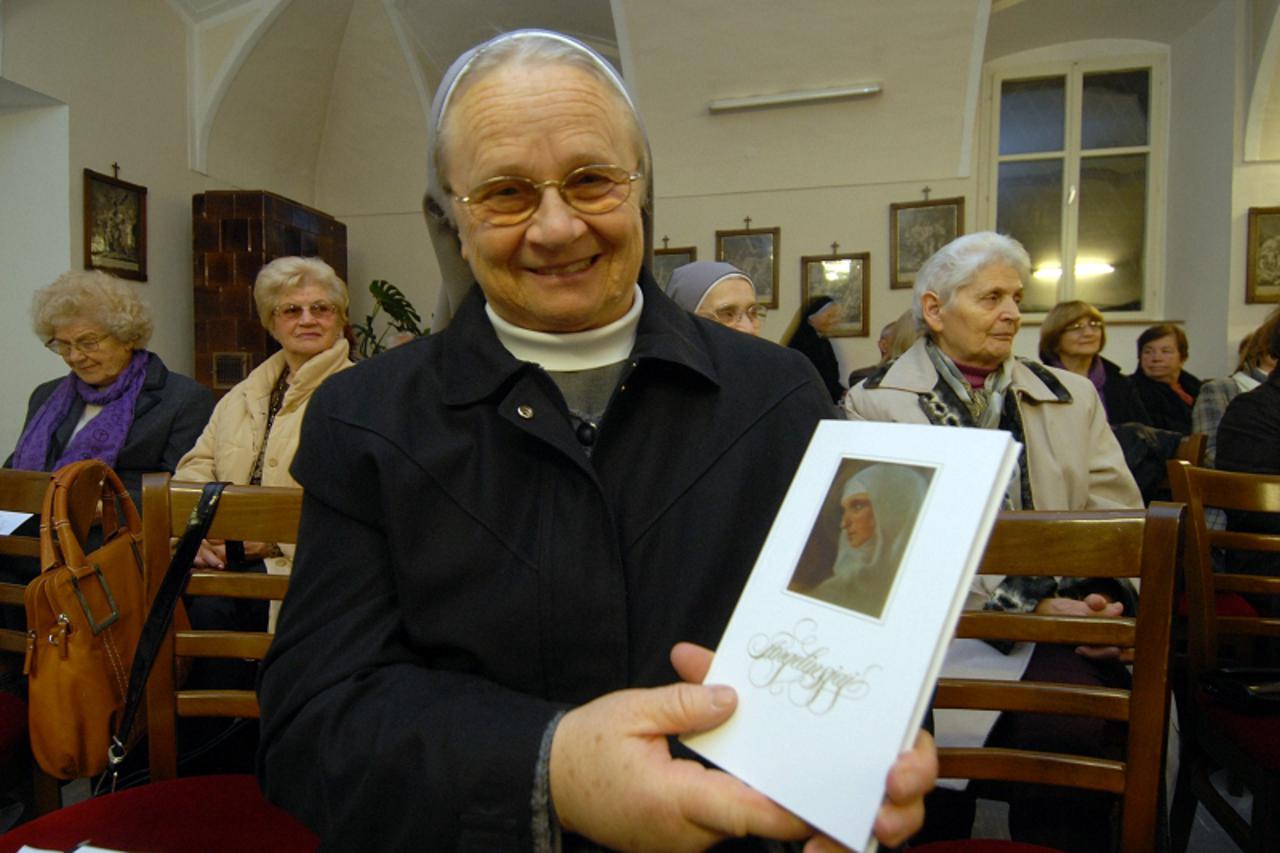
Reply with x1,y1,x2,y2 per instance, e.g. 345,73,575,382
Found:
168,0,1279,204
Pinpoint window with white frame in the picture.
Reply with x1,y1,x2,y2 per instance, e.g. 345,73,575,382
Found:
988,55,1166,315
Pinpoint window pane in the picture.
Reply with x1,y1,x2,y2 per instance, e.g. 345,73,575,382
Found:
1077,153,1146,311
1082,69,1149,150
999,76,1065,155
996,159,1063,312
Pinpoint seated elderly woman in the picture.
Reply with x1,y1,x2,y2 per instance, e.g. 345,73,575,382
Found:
2,270,210,628
1131,323,1201,434
1215,317,1280,582
162,256,351,775
7,270,211,504
1038,300,1149,425
1193,308,1280,467
845,231,1142,849
665,260,763,335
175,256,352,620
1040,300,1181,500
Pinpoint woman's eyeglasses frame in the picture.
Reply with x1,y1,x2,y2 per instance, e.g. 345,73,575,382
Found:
453,164,642,226
273,301,338,322
703,304,768,327
1063,319,1104,334
45,334,107,357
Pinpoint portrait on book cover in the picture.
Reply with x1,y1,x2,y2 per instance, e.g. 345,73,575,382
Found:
787,458,934,620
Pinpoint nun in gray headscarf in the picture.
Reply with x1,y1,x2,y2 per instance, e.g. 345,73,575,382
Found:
665,261,763,335
809,463,929,619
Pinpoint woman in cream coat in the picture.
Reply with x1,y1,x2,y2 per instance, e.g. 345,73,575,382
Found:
844,232,1141,849
176,256,353,618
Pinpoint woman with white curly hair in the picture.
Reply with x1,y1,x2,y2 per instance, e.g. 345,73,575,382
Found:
7,269,212,503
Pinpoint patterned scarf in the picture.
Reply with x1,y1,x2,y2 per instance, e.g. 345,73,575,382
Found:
11,350,151,470
924,339,1013,429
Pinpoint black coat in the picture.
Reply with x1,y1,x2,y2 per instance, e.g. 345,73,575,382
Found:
1098,358,1151,426
1130,369,1202,435
257,274,832,850
1215,374,1280,577
7,353,213,505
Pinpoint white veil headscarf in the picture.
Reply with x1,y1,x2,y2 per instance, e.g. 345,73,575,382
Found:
826,464,929,583
423,29,655,332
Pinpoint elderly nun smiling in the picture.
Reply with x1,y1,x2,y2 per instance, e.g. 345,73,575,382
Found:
257,30,935,852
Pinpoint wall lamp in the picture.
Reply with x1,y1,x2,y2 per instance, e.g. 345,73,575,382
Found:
707,82,883,114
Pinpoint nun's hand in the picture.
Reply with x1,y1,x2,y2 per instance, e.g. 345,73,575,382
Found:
671,643,937,851
548,662,808,851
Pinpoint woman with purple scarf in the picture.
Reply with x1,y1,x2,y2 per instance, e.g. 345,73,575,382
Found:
6,270,212,510
1038,300,1150,426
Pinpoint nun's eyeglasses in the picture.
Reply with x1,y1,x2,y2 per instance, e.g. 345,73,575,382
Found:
454,164,642,226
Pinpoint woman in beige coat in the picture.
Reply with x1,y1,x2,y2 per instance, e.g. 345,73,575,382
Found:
176,256,353,594
844,232,1141,849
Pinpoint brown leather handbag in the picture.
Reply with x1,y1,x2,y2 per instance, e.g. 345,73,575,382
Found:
23,459,147,779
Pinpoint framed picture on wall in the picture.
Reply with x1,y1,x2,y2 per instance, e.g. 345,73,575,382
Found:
84,168,148,281
716,226,780,308
800,252,870,337
653,246,697,290
889,197,963,290
1247,206,1280,303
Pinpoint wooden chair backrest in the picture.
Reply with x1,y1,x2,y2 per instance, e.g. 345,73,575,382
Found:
0,469,52,654
1167,460,1280,680
932,504,1182,853
1175,432,1207,467
140,473,303,780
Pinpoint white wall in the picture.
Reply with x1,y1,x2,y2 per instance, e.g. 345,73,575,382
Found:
1,0,233,372
0,98,70,450
1166,1,1239,379
313,0,437,328
1233,0,1280,370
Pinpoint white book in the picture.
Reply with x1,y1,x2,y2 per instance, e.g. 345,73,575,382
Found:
683,420,1020,851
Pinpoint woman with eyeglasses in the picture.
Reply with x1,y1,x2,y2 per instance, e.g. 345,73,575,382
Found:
1038,300,1150,426
665,260,764,335
7,269,212,505
175,256,351,597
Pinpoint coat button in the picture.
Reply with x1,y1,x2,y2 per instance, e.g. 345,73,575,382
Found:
268,458,278,467
516,405,534,419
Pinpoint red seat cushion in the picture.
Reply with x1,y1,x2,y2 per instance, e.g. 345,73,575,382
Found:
911,841,1058,852
1197,689,1280,771
1176,591,1258,617
0,691,27,764
0,774,318,853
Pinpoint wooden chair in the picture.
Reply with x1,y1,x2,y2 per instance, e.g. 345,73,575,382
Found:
914,504,1182,853
0,469,63,819
1167,460,1280,853
0,473,317,851
1174,432,1207,468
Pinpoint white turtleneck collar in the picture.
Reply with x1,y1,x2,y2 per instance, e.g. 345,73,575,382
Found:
486,285,643,371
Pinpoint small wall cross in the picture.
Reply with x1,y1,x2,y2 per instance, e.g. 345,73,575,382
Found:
112,162,121,178
743,215,752,229
830,241,840,254
921,186,932,200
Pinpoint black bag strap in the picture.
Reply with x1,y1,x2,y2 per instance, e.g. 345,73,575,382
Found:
105,481,228,785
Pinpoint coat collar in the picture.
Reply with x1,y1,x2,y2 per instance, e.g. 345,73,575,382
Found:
131,352,169,421
873,338,1071,404
439,269,718,407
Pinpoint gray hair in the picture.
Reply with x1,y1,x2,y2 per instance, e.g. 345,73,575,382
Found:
911,232,1031,330
31,269,153,347
429,32,651,224
253,256,349,328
